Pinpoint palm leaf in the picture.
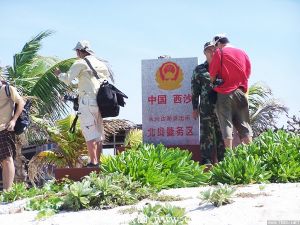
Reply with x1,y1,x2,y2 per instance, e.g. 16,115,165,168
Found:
12,30,54,78
248,83,288,136
30,58,76,119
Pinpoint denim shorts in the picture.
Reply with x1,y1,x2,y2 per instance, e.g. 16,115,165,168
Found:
78,96,104,142
215,89,253,140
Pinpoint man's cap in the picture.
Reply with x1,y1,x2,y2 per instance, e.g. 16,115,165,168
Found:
212,33,227,46
73,40,95,54
203,41,214,51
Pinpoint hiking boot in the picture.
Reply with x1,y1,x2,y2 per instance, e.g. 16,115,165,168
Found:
200,158,212,166
85,163,99,168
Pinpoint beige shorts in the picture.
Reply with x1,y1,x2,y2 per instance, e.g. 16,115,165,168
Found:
78,96,104,142
216,89,253,140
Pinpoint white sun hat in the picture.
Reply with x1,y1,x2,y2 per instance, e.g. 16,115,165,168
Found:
212,33,227,46
73,40,95,55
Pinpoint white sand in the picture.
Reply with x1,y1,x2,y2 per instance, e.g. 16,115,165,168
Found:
0,183,299,225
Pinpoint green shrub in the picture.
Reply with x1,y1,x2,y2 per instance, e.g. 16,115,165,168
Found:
210,130,300,184
210,147,271,185
247,130,300,182
129,204,190,225
200,183,236,207
101,144,210,190
0,182,47,203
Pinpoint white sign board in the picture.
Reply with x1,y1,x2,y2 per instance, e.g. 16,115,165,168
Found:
142,57,199,145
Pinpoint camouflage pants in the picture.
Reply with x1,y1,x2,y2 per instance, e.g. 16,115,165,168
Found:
200,114,225,164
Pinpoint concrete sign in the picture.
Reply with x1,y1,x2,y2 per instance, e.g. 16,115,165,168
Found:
142,57,199,145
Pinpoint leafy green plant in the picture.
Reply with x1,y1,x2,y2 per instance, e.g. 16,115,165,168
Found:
210,130,300,184
28,115,87,182
63,180,97,211
101,144,210,190
129,204,190,225
210,147,271,185
124,128,143,148
149,194,186,202
26,172,156,216
0,182,47,203
200,183,236,207
247,130,300,182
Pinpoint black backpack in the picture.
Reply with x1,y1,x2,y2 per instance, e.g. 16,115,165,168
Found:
84,58,128,118
4,84,32,135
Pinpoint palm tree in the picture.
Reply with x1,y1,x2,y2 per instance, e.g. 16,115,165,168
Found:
5,30,75,118
248,82,288,137
28,115,87,183
3,30,75,182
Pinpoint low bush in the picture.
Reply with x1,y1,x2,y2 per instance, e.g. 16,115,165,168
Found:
210,130,300,184
101,144,210,190
200,183,236,207
129,204,190,225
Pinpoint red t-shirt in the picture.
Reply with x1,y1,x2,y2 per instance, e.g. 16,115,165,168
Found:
209,46,251,94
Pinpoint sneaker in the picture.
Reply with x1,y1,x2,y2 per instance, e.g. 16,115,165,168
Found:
85,163,99,168
200,159,212,166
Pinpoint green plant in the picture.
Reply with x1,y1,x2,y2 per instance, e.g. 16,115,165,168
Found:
210,130,300,184
149,194,186,202
0,182,28,202
200,183,236,207
101,144,210,190
210,147,271,185
129,204,190,225
124,128,143,148
248,82,288,137
248,130,300,182
28,115,87,182
63,180,97,211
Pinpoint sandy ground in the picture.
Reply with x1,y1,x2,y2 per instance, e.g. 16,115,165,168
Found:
0,183,299,225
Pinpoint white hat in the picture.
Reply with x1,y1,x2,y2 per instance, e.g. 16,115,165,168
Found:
212,33,227,46
73,40,95,54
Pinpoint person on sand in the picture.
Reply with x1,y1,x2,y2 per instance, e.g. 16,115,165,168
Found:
0,77,25,190
54,40,113,168
191,41,225,166
209,34,252,149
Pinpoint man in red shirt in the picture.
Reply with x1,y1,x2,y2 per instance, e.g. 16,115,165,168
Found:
209,34,252,149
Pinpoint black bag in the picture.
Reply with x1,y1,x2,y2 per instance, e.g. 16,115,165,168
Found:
84,58,128,118
4,84,32,135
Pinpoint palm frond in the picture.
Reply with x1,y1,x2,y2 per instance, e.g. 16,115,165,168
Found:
11,30,54,78
30,58,76,119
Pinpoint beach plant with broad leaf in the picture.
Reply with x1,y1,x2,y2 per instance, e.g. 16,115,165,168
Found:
101,144,210,190
246,130,300,182
200,183,236,207
210,146,272,185
124,128,143,149
210,130,300,184
129,203,190,225
28,115,87,182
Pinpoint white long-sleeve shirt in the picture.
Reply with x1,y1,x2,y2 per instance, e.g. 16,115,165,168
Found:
59,55,109,99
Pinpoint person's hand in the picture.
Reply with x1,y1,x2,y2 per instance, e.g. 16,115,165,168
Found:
54,67,61,76
6,119,16,131
192,110,199,120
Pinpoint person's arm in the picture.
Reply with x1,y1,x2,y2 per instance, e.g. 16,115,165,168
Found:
54,61,85,85
6,86,25,131
209,50,221,83
191,67,202,119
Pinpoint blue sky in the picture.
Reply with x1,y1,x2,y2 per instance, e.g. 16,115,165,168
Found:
1,0,299,125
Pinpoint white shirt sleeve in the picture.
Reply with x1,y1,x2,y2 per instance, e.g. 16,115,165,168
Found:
59,61,86,85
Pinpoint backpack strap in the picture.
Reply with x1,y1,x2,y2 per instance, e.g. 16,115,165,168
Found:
69,113,79,133
83,57,101,80
5,84,11,98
